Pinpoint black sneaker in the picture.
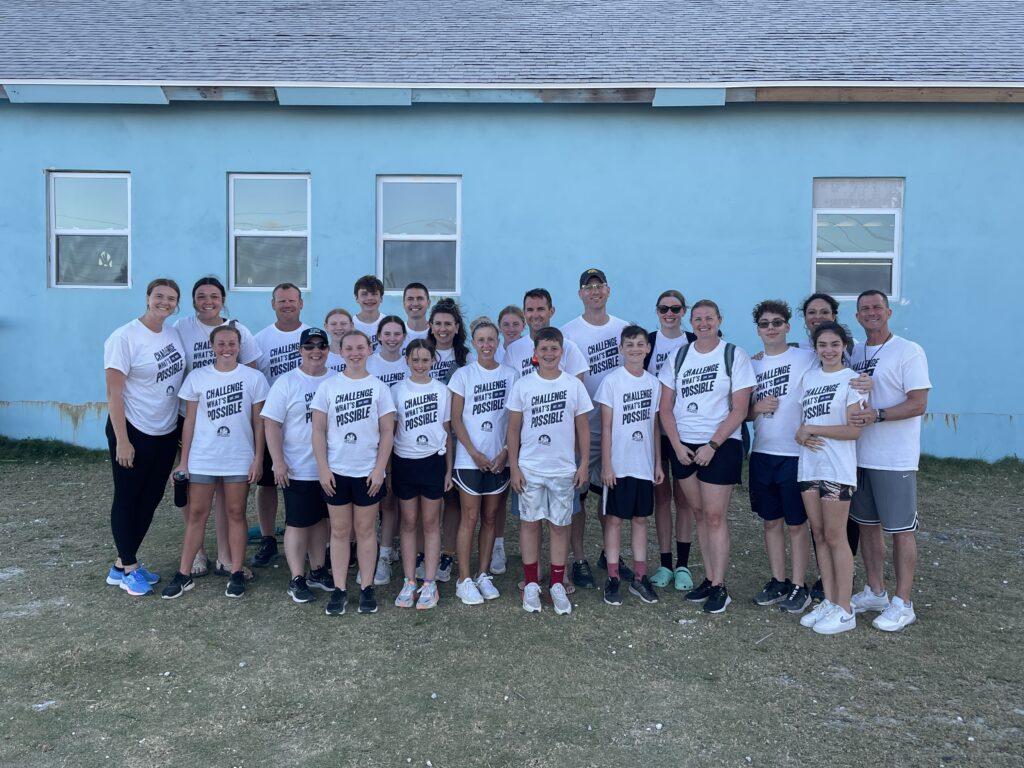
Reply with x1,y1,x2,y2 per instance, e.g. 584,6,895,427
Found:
251,536,278,568
307,567,335,592
604,577,623,606
703,584,732,614
685,578,713,602
629,576,659,604
572,559,596,589
810,578,825,603
225,571,246,598
326,588,347,616
436,554,454,583
161,571,194,599
753,577,792,606
779,584,812,614
288,575,316,604
358,586,378,614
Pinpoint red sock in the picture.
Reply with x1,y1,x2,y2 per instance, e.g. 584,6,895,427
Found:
549,564,565,588
608,561,620,579
633,560,646,579
523,561,539,585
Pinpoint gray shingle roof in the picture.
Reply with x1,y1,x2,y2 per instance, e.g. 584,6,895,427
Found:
2,0,1023,85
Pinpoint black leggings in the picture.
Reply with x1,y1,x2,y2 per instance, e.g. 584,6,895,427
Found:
106,417,178,567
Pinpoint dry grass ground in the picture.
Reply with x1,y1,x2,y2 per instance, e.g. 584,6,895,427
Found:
0,440,1020,768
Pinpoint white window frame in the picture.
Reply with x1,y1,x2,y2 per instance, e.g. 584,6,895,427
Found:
228,173,311,292
48,171,131,289
376,175,462,296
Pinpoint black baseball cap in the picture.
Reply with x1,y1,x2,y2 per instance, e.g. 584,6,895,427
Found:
300,327,329,345
579,268,608,287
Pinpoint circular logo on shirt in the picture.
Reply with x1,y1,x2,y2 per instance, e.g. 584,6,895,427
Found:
631,430,644,442
416,435,429,445
165,386,175,396
216,426,230,438
344,432,357,444
686,402,698,413
538,435,551,445
481,420,493,433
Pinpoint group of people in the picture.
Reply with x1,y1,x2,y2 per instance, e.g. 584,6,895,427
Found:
102,268,930,633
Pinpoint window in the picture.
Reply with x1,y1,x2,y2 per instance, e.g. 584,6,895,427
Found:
812,178,903,299
229,174,310,290
377,176,461,294
48,172,130,287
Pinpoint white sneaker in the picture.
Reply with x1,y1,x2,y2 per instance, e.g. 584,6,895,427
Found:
395,579,417,608
416,581,439,610
436,555,453,583
851,585,890,614
814,605,857,635
373,556,392,586
522,582,542,613
872,596,917,632
800,599,834,628
491,542,507,575
550,583,572,615
476,572,500,601
456,577,485,605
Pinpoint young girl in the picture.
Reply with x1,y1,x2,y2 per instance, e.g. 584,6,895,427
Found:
796,322,867,635
449,319,517,605
164,324,268,599
312,330,396,617
367,315,410,586
324,308,353,374
391,340,453,610
496,305,526,366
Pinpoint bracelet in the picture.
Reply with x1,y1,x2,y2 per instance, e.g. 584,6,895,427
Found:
707,440,720,451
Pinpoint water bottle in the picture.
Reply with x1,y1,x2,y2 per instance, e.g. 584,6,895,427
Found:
173,471,189,508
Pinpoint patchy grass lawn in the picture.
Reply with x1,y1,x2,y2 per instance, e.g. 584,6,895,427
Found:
0,442,1020,768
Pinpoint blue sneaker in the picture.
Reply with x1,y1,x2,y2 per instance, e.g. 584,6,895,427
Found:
119,569,154,596
134,565,161,585
105,566,125,586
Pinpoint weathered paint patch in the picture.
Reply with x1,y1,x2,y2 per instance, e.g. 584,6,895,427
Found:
0,401,106,438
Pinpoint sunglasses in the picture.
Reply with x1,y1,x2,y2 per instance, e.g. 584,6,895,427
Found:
301,342,329,350
657,305,683,315
757,319,786,329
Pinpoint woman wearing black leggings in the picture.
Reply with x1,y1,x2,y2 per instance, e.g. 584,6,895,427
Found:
103,278,186,596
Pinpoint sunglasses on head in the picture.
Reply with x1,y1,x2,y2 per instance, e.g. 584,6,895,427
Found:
301,342,328,350
757,319,786,329
657,305,683,315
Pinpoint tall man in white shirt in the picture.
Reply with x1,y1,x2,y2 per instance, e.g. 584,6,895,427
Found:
848,290,931,632
560,268,629,589
252,282,310,567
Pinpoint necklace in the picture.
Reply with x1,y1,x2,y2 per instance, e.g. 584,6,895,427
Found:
860,332,893,374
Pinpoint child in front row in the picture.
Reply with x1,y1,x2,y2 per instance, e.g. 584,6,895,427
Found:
594,325,663,606
507,327,592,616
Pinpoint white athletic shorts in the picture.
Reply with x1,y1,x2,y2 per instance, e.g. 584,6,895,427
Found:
518,471,576,527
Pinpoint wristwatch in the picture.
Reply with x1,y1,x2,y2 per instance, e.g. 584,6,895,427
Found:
707,440,720,451
876,409,887,423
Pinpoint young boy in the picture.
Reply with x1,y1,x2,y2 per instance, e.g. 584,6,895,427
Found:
352,275,385,351
507,327,593,615
594,325,663,605
401,282,431,354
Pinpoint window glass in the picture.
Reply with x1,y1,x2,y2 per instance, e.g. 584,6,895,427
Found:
382,241,457,292
233,177,308,232
381,181,457,235
816,213,896,253
56,235,130,286
233,237,308,289
53,176,129,230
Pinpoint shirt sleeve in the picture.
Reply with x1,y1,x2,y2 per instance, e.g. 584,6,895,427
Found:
440,386,452,423
239,325,262,366
178,372,200,402
563,340,590,377
103,330,132,375
730,347,757,390
506,379,524,413
593,375,613,408
573,378,594,416
310,381,330,414
260,378,288,423
447,366,467,398
252,371,270,403
377,381,397,416
902,345,932,392
657,356,676,390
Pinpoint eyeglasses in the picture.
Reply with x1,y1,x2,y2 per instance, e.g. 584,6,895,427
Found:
581,283,608,293
301,342,328,350
757,319,786,329
657,305,683,315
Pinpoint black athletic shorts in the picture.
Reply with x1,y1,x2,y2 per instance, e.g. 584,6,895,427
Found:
602,476,654,519
283,479,329,527
668,438,743,486
391,452,446,501
748,453,806,525
453,467,511,497
323,473,387,508
257,449,277,488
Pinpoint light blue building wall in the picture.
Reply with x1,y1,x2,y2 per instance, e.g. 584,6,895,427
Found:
1,100,1021,459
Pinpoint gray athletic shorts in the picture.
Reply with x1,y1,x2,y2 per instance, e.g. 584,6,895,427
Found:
519,471,576,527
850,468,919,533
190,473,248,485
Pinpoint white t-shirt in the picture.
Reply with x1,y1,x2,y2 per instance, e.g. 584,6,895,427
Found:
594,366,663,482
851,335,932,471
103,319,186,436
326,351,347,375
176,315,261,373
504,335,589,381
352,315,382,351
507,372,593,477
429,347,459,384
179,364,269,476
311,373,396,477
400,325,430,356
797,367,866,486
254,323,310,385
646,332,690,376
367,354,410,389
448,362,518,470
657,341,757,442
260,367,336,481
561,315,629,434
751,347,818,457
392,378,451,459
